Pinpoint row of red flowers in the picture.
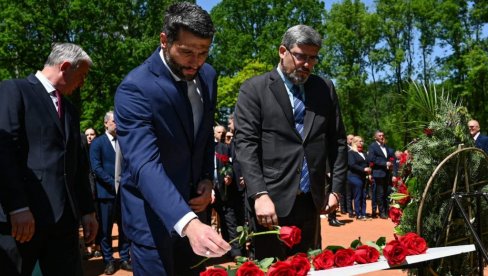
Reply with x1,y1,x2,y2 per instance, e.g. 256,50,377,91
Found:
201,230,428,275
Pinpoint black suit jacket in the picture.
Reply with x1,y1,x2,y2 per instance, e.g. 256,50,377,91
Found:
0,74,94,228
235,69,347,217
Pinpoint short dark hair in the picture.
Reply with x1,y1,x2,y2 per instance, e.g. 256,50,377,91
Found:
163,2,215,45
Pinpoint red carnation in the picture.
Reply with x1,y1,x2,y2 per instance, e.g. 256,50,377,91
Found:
334,248,356,267
236,261,264,276
279,226,301,248
200,267,227,276
267,261,295,276
312,250,335,270
399,232,428,255
288,253,311,276
389,207,403,225
354,245,380,264
383,239,408,266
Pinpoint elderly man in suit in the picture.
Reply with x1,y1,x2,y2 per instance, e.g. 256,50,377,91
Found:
468,120,488,154
90,111,131,274
0,43,98,275
114,3,230,275
367,130,395,219
235,24,348,260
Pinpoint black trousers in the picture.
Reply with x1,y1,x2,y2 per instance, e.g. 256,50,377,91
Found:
249,192,320,260
0,203,82,276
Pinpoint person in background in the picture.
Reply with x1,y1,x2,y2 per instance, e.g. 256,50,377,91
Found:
348,136,371,221
468,120,488,154
225,132,233,145
340,133,355,217
0,42,98,275
114,3,230,275
85,127,97,145
367,130,395,219
90,111,131,274
235,24,347,259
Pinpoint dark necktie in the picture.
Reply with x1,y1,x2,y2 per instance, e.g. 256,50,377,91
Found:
292,85,310,193
187,80,203,138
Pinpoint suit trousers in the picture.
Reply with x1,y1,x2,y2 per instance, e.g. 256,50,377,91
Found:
98,197,130,263
349,175,367,217
249,192,320,260
373,177,389,216
0,203,82,276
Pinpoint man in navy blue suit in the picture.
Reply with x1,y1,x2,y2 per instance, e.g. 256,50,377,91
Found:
114,3,230,275
468,120,488,154
90,111,131,274
367,130,395,219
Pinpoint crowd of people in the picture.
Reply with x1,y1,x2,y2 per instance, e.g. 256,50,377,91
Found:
1,2,488,276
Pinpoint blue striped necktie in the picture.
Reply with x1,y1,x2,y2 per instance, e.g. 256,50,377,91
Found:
292,85,310,193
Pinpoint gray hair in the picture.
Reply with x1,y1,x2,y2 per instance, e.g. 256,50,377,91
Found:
104,111,114,124
281,25,322,49
45,43,93,69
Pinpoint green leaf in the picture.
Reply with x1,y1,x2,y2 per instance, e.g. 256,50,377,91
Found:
325,245,345,253
258,257,275,269
307,249,322,257
376,237,387,247
236,226,244,233
350,238,362,249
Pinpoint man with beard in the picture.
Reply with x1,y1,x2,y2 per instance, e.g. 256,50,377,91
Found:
234,25,348,259
114,3,230,275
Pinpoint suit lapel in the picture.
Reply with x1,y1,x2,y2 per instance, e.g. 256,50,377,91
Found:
269,71,298,139
28,75,65,137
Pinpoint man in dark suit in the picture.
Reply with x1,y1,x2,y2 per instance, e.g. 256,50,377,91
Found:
0,43,98,275
114,3,230,275
89,111,131,274
234,24,348,260
367,130,395,219
468,120,488,154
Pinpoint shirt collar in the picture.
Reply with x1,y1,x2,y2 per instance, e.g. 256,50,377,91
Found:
105,131,116,141
277,66,303,94
474,132,480,141
35,71,56,94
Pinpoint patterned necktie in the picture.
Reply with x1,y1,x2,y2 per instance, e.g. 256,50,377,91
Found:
292,85,310,193
187,80,203,138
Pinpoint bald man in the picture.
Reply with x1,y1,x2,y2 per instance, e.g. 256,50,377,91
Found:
468,120,488,153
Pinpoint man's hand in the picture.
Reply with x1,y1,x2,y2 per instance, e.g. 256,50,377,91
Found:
322,193,340,215
10,210,35,243
254,194,278,228
223,175,232,186
183,219,230,257
238,177,245,188
81,212,98,243
189,179,213,213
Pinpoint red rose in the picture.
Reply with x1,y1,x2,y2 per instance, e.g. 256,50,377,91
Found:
399,153,408,165
334,248,356,267
312,250,335,270
279,226,301,248
267,261,295,276
288,253,311,276
369,162,374,168
399,232,428,255
236,261,264,276
215,152,230,165
200,267,227,276
389,207,403,225
383,239,408,266
354,245,380,264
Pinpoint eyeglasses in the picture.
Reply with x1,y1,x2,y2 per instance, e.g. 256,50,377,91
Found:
468,125,478,129
285,47,319,64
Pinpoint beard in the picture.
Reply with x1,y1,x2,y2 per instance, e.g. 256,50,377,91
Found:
281,62,311,85
164,51,199,81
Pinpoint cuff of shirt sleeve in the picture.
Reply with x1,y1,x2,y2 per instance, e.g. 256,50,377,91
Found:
9,207,30,215
174,212,198,237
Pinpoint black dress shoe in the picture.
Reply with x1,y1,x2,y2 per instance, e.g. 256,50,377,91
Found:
329,219,344,227
93,250,102,258
104,261,116,275
120,260,133,271
380,214,388,219
348,213,355,218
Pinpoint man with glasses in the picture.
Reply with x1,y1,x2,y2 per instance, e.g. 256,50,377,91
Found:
468,120,488,153
235,24,347,259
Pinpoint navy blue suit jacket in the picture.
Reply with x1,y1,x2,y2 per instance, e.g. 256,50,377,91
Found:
475,135,488,154
367,142,395,178
90,134,116,199
114,48,216,248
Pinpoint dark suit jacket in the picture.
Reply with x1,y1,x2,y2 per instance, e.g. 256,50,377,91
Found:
214,142,239,202
114,48,216,248
348,151,368,180
367,142,395,179
234,69,348,217
475,134,488,154
90,134,116,199
0,74,94,228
